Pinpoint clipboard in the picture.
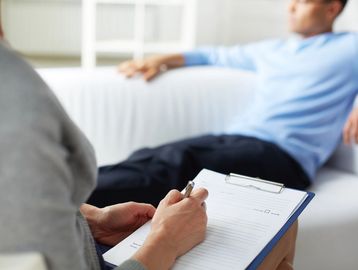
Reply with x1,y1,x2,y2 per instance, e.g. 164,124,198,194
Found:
103,169,315,270
247,191,315,269
225,172,315,269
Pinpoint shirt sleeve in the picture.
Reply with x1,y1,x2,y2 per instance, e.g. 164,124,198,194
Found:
115,259,147,270
183,44,258,71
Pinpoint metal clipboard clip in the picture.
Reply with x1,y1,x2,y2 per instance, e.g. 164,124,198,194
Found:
225,173,285,194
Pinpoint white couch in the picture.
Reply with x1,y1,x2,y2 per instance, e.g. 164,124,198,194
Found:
38,66,358,270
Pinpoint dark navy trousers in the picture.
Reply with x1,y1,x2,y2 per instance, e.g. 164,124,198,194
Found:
88,135,311,207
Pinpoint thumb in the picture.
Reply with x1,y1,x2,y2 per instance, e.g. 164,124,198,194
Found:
134,203,156,219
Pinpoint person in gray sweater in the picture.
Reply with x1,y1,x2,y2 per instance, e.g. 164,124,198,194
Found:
0,19,298,270
0,35,209,270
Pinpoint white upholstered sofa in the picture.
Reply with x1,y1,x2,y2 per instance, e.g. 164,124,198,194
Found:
37,66,358,270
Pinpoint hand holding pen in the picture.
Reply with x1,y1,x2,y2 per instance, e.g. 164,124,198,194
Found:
137,182,208,269
182,180,207,210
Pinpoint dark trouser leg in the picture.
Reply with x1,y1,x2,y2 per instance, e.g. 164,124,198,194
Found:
88,135,217,207
87,135,310,207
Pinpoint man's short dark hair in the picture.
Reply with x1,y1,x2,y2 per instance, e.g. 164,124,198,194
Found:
339,0,348,9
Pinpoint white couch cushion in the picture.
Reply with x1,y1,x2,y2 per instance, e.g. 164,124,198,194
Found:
296,168,358,270
38,67,256,166
327,143,358,175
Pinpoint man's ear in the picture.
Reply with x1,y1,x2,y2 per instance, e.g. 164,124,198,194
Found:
0,0,3,39
327,1,344,20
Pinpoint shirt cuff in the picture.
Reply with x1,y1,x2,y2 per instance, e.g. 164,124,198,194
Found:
183,50,208,66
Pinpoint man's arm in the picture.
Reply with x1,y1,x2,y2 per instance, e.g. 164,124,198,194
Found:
118,44,258,81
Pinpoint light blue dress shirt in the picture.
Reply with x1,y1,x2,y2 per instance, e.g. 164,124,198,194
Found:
184,32,358,181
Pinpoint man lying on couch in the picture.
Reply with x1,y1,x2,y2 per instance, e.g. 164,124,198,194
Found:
88,0,358,207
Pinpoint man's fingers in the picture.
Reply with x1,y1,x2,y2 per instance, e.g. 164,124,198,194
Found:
137,62,148,72
118,64,127,73
118,62,134,72
144,68,159,81
343,120,352,145
117,64,126,72
118,59,162,81
352,118,358,144
118,61,140,75
348,116,357,144
124,68,138,78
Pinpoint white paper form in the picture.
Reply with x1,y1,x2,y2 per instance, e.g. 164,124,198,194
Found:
104,169,308,269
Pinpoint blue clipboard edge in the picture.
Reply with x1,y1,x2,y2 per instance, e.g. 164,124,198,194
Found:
246,191,315,270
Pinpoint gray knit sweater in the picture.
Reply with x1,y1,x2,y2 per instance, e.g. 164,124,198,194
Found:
0,42,146,270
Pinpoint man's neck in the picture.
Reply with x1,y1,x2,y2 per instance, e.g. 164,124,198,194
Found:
0,0,3,38
299,27,334,39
